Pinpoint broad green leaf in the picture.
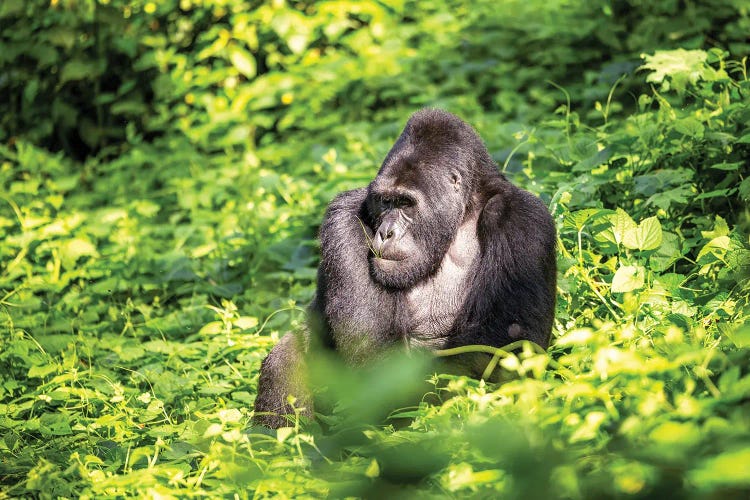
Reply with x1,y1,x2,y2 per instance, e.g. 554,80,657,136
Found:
701,216,729,239
649,231,681,271
111,99,149,116
563,208,606,231
234,316,259,330
271,11,311,55
555,328,594,346
276,426,294,443
217,408,242,423
650,421,700,447
695,188,736,200
690,448,750,488
646,185,692,210
199,321,224,335
739,178,750,201
28,364,57,378
623,217,662,251
696,236,731,263
570,411,607,443
39,413,72,436
674,117,704,138
637,217,663,251
0,0,23,18
44,27,76,49
640,49,708,93
60,237,98,266
365,459,380,478
725,325,750,348
60,59,103,84
203,423,223,438
611,265,645,293
442,463,504,492
710,161,743,171
609,208,637,246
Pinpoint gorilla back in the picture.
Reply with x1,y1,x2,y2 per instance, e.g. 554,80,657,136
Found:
254,109,557,427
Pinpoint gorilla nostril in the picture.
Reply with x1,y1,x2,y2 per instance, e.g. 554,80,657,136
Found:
377,227,394,241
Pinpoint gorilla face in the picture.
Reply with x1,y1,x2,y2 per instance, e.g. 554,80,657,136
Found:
366,151,468,290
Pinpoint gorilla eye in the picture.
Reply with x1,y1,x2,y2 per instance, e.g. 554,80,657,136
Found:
380,195,414,209
397,196,415,208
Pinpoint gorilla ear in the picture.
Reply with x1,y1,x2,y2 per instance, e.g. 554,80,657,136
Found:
450,172,462,191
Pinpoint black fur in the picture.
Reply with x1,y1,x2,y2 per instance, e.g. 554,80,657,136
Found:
253,109,557,428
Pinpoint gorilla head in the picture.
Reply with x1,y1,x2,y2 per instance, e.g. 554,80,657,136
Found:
366,109,496,289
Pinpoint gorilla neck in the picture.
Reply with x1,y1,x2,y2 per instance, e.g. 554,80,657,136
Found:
400,208,480,348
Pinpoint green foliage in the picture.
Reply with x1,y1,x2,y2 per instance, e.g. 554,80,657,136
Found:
1,1,750,498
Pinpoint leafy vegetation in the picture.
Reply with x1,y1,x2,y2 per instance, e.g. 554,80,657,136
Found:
1,0,749,498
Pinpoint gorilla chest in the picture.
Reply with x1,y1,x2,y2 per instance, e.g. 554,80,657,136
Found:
400,219,480,348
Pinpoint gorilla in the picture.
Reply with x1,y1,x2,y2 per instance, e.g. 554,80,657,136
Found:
254,109,556,428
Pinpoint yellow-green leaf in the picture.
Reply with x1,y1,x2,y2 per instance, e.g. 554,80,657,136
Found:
609,208,637,246
637,217,663,250
229,45,257,79
611,265,645,293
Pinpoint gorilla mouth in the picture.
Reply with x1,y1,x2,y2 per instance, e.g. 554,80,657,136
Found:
374,256,405,262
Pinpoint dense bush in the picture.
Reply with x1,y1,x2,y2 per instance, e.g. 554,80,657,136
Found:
1,1,749,498
3,0,749,156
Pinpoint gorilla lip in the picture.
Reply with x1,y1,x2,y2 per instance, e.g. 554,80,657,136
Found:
373,256,405,263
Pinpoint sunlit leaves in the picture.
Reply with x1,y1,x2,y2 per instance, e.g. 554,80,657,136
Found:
569,411,606,443
604,210,663,252
228,44,256,79
649,231,682,272
441,463,505,493
625,216,662,251
640,49,712,93
611,265,646,293
268,9,311,55
562,208,607,232
59,237,98,267
689,449,750,490
609,208,637,247
673,116,705,138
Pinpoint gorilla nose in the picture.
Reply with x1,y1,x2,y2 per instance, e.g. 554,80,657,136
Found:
373,219,398,253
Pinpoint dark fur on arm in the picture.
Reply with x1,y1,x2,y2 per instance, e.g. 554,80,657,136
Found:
312,188,397,363
453,177,557,349
253,332,312,428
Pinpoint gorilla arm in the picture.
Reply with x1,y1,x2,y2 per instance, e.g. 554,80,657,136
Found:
253,330,311,428
453,178,557,350
253,188,394,427
312,188,398,363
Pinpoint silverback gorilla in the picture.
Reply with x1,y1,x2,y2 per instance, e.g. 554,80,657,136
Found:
254,109,556,428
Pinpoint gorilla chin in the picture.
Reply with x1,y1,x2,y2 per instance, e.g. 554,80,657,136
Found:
370,255,429,290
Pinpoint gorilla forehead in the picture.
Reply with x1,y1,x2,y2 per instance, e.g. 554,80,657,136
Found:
373,153,459,200
404,108,478,145
374,111,473,190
